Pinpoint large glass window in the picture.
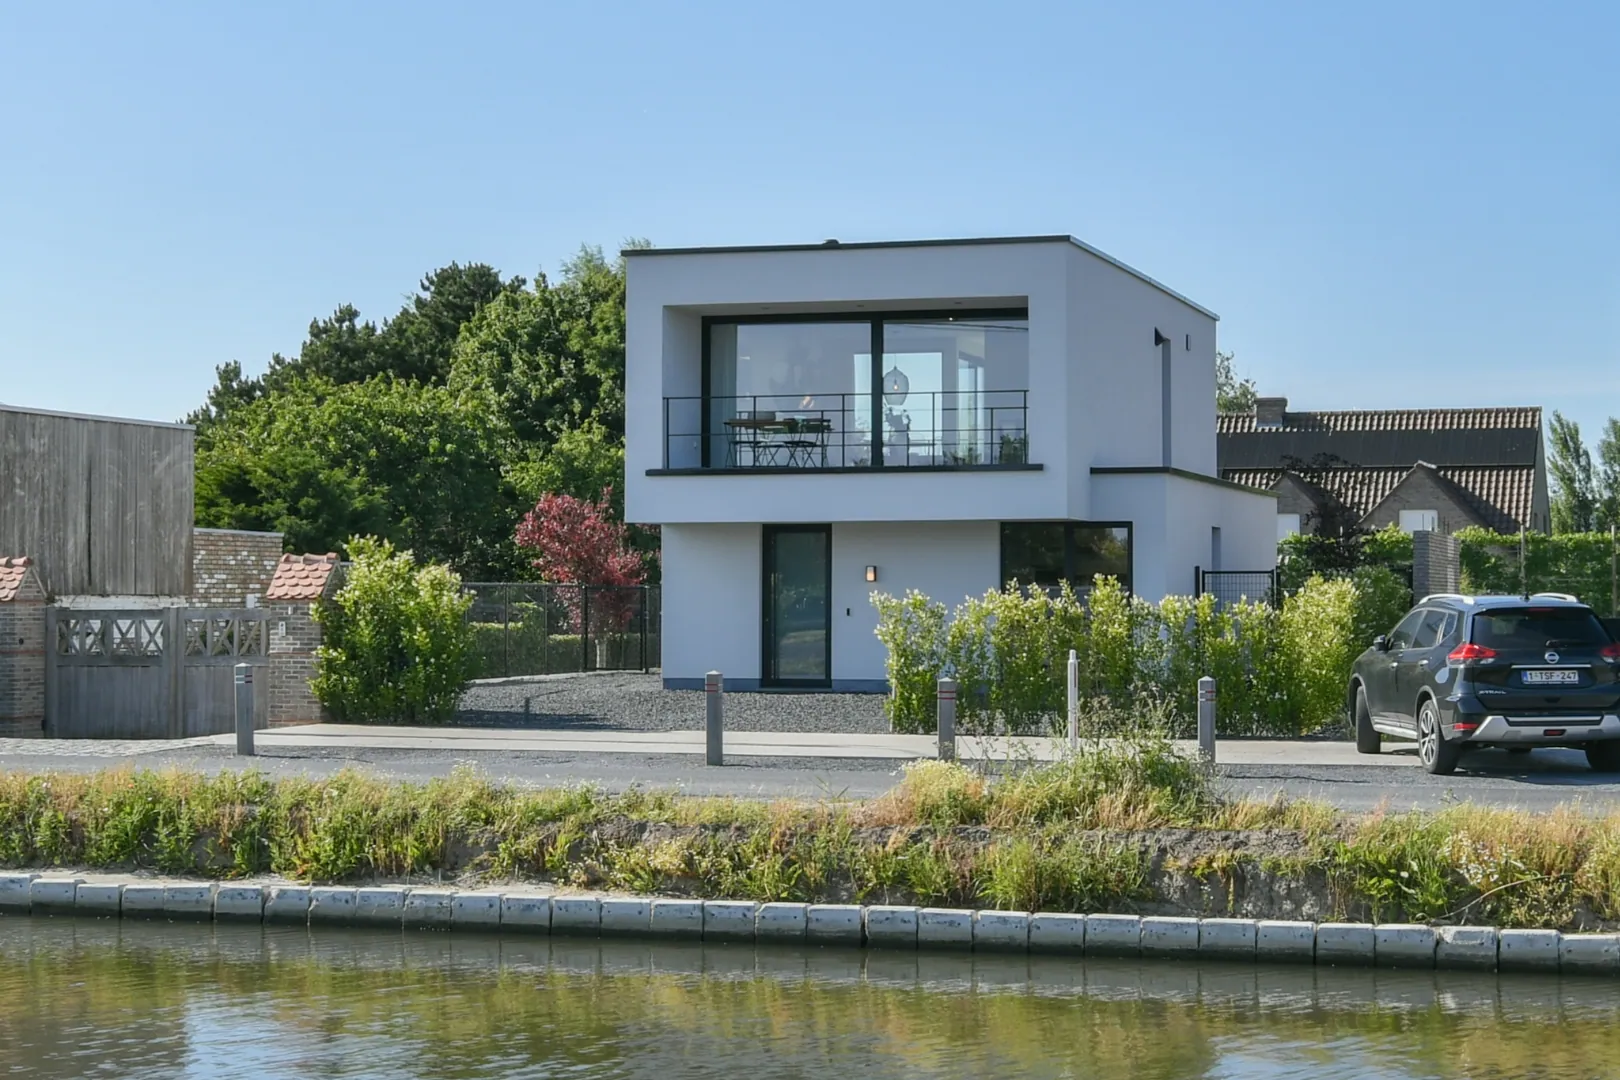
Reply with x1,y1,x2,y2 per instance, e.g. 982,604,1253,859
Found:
1000,523,1131,594
703,311,1028,469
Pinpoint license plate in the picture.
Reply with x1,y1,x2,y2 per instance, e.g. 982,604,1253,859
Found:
1522,669,1580,685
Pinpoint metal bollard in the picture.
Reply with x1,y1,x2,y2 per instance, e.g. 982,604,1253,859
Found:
1197,676,1216,762
1066,649,1080,752
705,670,724,766
937,678,957,761
234,663,255,757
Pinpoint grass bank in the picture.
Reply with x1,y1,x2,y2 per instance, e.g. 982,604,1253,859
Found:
2,741,1618,931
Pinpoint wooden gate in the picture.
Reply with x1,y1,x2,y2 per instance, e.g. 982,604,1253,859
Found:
44,608,270,738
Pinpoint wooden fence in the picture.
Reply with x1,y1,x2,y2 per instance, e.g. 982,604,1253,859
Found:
44,608,269,738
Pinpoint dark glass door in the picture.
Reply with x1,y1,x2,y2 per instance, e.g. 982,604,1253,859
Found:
762,525,831,687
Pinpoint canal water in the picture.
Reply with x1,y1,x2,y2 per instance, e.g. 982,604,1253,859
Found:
1,918,1616,1078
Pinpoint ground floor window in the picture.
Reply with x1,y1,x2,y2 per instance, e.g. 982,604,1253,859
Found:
999,522,1132,594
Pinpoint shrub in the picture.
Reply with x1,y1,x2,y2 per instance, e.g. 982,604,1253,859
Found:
872,591,948,733
313,537,476,724
1347,564,1412,646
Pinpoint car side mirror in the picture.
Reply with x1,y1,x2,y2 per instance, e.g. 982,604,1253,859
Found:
1373,635,1390,652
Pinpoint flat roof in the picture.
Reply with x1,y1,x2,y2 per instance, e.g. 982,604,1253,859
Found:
622,234,1218,320
0,401,194,431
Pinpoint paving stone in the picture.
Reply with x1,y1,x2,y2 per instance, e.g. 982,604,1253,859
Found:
28,876,82,913
973,910,1031,952
1498,929,1560,972
164,884,216,921
1315,923,1375,967
405,889,455,929
1256,921,1317,963
704,900,758,940
600,898,652,935
917,908,974,949
865,905,919,948
1559,933,1620,975
1139,916,1199,956
1083,914,1141,957
550,896,602,935
450,891,503,929
500,893,553,933
1200,919,1258,961
756,902,807,941
1374,924,1436,968
215,885,265,922
1435,925,1498,970
1028,912,1085,954
264,885,312,923
806,904,863,944
650,898,703,938
0,873,37,910
308,887,359,924
353,887,406,927
74,882,123,915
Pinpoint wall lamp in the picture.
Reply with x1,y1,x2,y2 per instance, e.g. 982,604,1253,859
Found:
865,566,878,583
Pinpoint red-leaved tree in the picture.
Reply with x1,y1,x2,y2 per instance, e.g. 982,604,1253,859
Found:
514,489,646,632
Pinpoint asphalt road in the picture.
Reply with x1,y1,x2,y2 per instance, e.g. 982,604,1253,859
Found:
2,741,1618,811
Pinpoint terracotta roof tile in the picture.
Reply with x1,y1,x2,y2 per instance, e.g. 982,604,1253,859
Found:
1218,407,1542,436
1221,465,1536,533
265,553,340,602
0,556,42,603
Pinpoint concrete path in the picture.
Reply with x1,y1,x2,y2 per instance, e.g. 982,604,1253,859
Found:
203,723,1420,767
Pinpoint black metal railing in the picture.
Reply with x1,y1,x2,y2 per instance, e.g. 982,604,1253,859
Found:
461,583,660,679
661,391,1031,470
1196,569,1279,609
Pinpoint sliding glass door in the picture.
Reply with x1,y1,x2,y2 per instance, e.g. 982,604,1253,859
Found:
762,525,831,687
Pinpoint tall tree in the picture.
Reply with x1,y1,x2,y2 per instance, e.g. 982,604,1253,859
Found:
1596,417,1620,532
1216,350,1257,413
1548,410,1598,534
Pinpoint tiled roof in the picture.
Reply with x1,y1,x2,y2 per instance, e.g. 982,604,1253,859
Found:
1217,407,1542,435
265,553,340,601
0,557,41,603
1222,464,1536,533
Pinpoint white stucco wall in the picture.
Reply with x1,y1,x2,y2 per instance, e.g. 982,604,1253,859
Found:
1091,472,1277,602
830,521,1000,684
659,523,761,686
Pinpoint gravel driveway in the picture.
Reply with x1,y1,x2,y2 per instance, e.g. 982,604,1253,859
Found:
457,672,891,734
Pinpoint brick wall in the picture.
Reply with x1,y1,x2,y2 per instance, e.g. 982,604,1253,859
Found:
0,573,46,739
268,603,328,726
1361,468,1486,535
192,528,284,608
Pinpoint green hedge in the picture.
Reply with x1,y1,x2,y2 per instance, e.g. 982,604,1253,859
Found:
874,576,1361,738
1457,528,1618,612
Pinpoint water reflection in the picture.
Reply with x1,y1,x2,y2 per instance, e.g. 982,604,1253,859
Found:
0,916,1613,1079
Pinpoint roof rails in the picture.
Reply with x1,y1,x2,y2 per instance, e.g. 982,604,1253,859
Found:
1420,593,1476,605
1529,592,1581,603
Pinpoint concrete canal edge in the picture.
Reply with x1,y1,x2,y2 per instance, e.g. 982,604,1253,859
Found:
2,871,1616,976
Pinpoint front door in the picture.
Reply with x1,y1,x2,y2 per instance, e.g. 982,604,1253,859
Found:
762,525,831,687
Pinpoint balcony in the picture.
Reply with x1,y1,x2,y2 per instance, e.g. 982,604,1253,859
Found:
655,391,1036,473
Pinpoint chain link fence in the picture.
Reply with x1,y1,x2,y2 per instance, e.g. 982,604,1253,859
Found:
462,583,660,679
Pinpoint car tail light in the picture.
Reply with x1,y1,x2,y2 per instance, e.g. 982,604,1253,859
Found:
1448,642,1497,662
1453,721,1479,733
1600,643,1620,661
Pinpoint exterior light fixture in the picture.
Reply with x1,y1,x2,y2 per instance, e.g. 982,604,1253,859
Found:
865,565,878,583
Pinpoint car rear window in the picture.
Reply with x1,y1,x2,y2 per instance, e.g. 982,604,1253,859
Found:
1470,607,1612,650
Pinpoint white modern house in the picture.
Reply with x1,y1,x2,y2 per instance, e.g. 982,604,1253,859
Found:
624,236,1277,690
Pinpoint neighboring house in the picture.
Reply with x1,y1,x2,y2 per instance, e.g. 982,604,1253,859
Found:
624,235,1276,690
1217,398,1549,540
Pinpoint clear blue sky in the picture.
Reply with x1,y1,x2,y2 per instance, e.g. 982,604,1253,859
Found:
2,1,1615,444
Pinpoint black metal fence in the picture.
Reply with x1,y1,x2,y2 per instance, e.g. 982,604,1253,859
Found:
661,391,1031,470
462,583,660,679
1196,569,1279,609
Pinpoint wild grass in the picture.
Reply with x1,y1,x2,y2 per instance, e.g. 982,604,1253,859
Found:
4,753,1620,928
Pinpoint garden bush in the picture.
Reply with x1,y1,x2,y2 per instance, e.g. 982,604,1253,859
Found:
313,537,476,724
874,575,1361,737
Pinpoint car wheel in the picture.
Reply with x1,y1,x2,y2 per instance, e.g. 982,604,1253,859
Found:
1353,686,1380,754
1416,698,1461,775
1586,742,1620,773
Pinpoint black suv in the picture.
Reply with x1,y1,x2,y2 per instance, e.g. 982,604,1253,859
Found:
1348,593,1620,774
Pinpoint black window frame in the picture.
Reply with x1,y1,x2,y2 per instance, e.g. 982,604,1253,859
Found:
998,521,1133,595
700,308,1029,469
